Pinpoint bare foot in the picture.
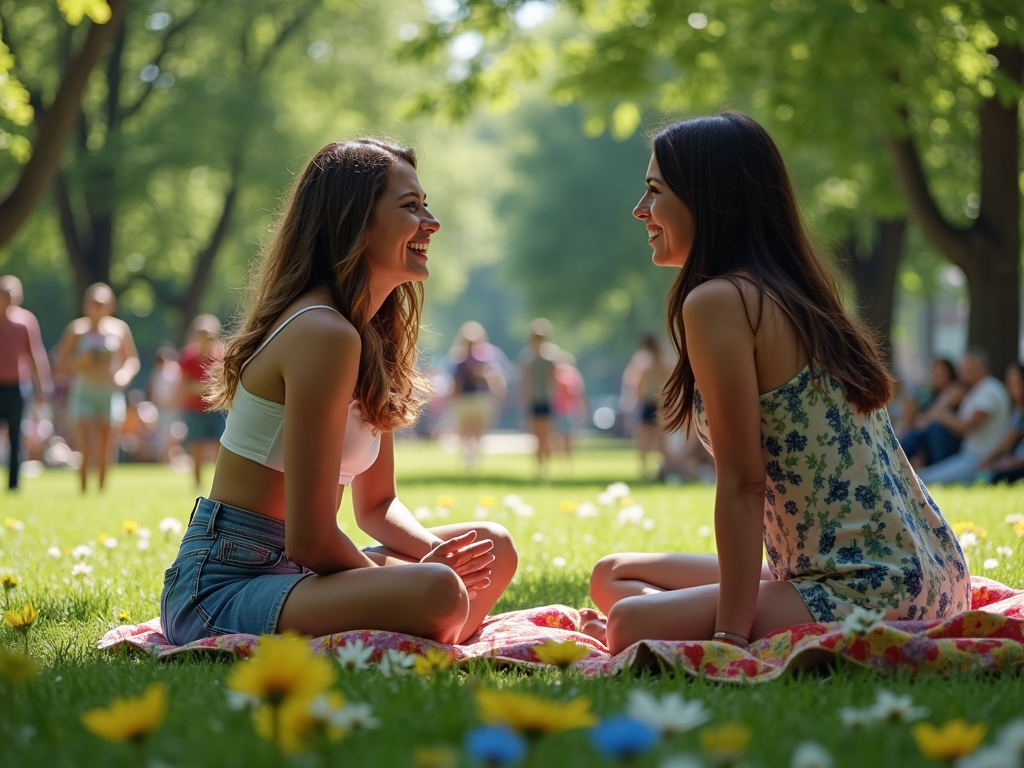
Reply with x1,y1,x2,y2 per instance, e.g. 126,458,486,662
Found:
579,608,607,645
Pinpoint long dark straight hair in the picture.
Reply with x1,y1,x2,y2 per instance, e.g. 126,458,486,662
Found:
655,111,895,432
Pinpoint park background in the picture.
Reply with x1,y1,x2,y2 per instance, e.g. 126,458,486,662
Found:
2,2,1024,767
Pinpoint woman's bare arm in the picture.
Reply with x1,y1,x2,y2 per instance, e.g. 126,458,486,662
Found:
683,279,766,642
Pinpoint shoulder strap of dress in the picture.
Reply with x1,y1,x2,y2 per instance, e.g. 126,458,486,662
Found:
763,288,799,326
240,305,340,372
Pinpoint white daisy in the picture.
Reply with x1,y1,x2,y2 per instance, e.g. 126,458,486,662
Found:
332,701,380,730
46,546,62,558
103,537,118,550
996,546,1014,558
1004,513,1024,525
334,639,374,672
618,505,645,525
869,690,928,723
606,482,631,499
697,525,712,538
959,532,980,549
378,648,414,678
791,741,833,768
511,503,534,517
596,491,615,506
576,501,599,518
625,689,712,735
839,707,873,728
158,517,183,536
501,494,524,508
71,563,93,578
551,557,567,567
842,606,885,637
137,538,151,551
473,506,491,520
983,558,999,570
137,527,151,539
72,544,93,560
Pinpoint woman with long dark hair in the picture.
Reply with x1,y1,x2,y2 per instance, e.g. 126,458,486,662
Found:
582,113,969,654
161,140,517,645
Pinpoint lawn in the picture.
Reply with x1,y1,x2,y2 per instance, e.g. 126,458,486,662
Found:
2,440,1023,767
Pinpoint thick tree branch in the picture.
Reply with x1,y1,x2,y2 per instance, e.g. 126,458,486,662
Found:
120,10,203,122
53,173,87,290
0,0,129,249
885,125,971,267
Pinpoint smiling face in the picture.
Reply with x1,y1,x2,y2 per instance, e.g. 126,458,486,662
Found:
363,159,440,293
633,154,695,268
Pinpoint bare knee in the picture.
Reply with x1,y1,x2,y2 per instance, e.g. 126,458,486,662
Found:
475,522,518,578
589,554,623,608
412,564,470,643
605,597,644,655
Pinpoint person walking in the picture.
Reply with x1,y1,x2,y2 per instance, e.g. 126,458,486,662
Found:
0,276,53,490
178,315,226,487
518,318,558,477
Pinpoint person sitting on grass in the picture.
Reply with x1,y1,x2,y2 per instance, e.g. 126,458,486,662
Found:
978,360,1024,485
579,112,969,655
161,139,517,646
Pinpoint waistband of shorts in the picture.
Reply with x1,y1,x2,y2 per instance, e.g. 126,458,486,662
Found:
187,497,286,547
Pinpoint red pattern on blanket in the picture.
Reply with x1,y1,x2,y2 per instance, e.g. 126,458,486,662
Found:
98,576,1024,681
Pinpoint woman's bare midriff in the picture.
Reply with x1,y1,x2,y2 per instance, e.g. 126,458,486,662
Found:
208,448,291,521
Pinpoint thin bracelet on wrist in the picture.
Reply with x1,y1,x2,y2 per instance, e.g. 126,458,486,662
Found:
712,631,749,647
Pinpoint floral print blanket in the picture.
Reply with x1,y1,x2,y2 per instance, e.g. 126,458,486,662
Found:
98,576,1024,682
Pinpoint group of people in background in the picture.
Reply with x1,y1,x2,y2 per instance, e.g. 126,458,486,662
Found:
0,275,226,492
896,348,1024,486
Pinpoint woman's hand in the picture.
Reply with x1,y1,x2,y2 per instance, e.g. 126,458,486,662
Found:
420,530,495,598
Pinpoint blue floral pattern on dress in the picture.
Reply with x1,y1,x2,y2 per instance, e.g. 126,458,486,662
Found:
694,366,971,622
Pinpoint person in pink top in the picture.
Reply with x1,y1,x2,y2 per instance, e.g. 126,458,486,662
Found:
178,314,226,487
0,275,53,490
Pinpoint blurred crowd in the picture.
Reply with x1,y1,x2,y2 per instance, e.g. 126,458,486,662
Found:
2,273,1022,491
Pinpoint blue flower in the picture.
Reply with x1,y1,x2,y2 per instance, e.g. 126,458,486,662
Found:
854,485,878,510
837,541,864,564
589,716,659,760
824,476,850,505
764,436,782,456
784,501,799,516
766,461,786,482
466,726,527,766
785,430,807,453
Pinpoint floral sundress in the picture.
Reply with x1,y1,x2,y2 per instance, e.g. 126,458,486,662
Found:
694,367,971,622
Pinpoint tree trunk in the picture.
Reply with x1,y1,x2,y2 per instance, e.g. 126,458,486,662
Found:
0,0,128,249
847,218,906,367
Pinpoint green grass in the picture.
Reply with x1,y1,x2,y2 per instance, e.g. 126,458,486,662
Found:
2,442,1023,767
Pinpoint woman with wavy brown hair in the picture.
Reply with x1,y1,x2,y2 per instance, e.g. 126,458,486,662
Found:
581,112,969,654
160,139,517,646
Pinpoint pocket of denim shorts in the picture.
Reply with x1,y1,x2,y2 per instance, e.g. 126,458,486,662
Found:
210,534,281,568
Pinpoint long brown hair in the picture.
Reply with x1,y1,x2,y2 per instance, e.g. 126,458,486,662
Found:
208,139,431,432
655,112,895,432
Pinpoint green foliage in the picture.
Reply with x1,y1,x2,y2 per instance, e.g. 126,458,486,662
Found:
1,451,1023,766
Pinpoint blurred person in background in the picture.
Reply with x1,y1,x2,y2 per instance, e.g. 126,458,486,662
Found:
918,346,1011,485
630,333,673,480
552,350,586,461
0,275,53,490
178,314,226,487
53,282,139,492
146,345,182,461
977,360,1024,485
898,357,965,468
449,322,506,469
518,318,558,477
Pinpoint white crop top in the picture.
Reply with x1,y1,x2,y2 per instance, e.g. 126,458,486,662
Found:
219,305,381,484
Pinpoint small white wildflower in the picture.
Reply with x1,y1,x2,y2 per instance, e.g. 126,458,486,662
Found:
995,718,1024,756
983,558,999,570
501,494,523,508
334,639,374,672
576,501,599,518
956,745,1019,768
659,755,704,768
596,491,615,506
531,532,545,543
959,532,980,549
642,518,656,530
618,505,645,525
71,563,93,578
158,517,183,537
791,741,833,768
996,546,1014,558
842,606,885,637
137,538,150,551
626,690,712,735
47,546,62,558
1004,513,1024,525
697,525,712,538
333,701,380,730
307,693,346,725
137,527,151,540
512,503,534,517
72,544,93,559
870,690,928,723
839,707,873,728
412,506,434,521
551,557,566,567
434,506,451,518
103,537,118,550
473,506,490,520
378,648,414,678
606,482,631,499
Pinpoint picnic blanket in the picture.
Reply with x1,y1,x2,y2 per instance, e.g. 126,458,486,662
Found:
98,575,1024,682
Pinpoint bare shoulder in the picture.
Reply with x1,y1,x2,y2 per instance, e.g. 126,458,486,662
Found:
279,306,361,370
682,277,750,321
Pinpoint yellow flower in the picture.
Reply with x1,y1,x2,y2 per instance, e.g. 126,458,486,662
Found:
437,495,455,509
4,517,23,530
951,522,988,538
413,746,458,768
619,497,634,507
912,720,987,761
700,723,752,759
413,647,454,677
479,495,497,507
559,500,578,514
1,573,18,590
476,688,597,735
0,646,39,683
97,533,111,544
253,690,346,753
3,602,38,630
1014,522,1024,538
532,639,590,668
117,610,132,623
227,632,334,707
81,683,167,743
122,520,139,535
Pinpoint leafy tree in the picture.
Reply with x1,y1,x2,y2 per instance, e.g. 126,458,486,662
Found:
0,0,127,248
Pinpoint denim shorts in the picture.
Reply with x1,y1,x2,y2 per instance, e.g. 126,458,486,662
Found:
160,498,313,645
